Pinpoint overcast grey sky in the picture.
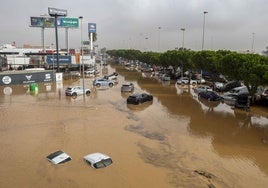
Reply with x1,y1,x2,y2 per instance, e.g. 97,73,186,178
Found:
1,0,268,53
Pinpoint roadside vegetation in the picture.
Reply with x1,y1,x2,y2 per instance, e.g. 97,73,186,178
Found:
107,49,268,98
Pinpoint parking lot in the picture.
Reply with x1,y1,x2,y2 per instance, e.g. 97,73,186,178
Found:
0,64,268,188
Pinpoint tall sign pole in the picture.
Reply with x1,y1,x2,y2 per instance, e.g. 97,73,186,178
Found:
48,7,67,72
88,23,96,58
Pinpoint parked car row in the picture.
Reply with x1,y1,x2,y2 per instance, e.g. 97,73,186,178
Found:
177,77,198,86
64,70,153,106
194,84,252,109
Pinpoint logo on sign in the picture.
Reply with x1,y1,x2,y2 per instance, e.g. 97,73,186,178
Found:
26,75,32,80
45,74,51,79
2,76,12,85
88,23,96,33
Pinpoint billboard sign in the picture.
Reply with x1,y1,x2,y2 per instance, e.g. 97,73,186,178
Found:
0,71,55,85
58,18,78,28
30,17,55,27
88,23,96,33
46,55,72,65
48,7,67,17
30,17,79,28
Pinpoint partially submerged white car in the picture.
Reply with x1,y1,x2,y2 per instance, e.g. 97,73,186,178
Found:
46,150,72,164
83,152,113,169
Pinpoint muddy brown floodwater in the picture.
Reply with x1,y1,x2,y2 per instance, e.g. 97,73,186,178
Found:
0,64,268,188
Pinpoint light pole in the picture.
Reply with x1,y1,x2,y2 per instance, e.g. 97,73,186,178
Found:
48,7,67,72
251,32,255,53
51,43,54,71
79,16,85,98
158,26,161,52
201,11,208,50
180,28,185,50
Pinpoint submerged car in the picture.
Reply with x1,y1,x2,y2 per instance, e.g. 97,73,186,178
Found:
93,78,115,87
65,86,91,96
198,90,221,101
219,81,241,92
193,85,212,94
104,72,118,80
261,88,268,102
176,77,197,86
121,83,134,92
84,152,113,169
221,86,249,105
127,93,153,105
46,150,72,164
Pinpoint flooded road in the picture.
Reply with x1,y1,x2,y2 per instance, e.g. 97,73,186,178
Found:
0,64,268,188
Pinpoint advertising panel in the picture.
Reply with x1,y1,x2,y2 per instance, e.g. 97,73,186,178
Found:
0,71,55,85
46,55,72,65
30,17,78,28
88,23,97,33
48,7,67,17
30,17,55,28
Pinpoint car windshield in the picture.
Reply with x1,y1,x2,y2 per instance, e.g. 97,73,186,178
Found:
93,159,113,169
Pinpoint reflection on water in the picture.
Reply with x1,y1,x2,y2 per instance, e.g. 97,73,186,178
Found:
1,64,268,187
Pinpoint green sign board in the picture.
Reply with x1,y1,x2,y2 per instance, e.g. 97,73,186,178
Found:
59,18,79,28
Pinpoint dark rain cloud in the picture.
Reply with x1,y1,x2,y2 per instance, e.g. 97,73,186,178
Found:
1,0,268,53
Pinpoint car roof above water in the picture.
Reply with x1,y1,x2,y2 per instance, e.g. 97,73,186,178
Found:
83,152,110,164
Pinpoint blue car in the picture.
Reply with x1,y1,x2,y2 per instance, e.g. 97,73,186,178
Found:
198,90,221,101
93,78,114,87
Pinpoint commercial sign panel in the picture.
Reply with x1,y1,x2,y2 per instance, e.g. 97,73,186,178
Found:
48,7,67,17
58,18,79,28
30,17,55,27
30,17,79,28
46,55,72,65
88,23,96,33
0,71,55,85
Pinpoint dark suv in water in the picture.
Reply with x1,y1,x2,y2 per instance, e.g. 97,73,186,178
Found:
219,81,241,92
127,93,153,105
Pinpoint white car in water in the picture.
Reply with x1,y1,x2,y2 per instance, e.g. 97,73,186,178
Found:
193,85,213,94
65,86,91,97
46,150,72,164
176,77,197,86
84,152,113,169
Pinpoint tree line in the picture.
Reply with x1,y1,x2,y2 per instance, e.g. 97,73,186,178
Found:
107,49,268,96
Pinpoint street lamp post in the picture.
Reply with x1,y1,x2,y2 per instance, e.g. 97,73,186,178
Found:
48,7,67,72
51,43,54,71
79,16,85,98
180,28,185,50
201,11,208,50
158,26,161,52
251,32,255,53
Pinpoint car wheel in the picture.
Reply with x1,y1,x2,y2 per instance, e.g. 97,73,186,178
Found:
192,82,197,86
72,92,77,97
109,83,114,87
96,83,101,87
86,91,91,95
